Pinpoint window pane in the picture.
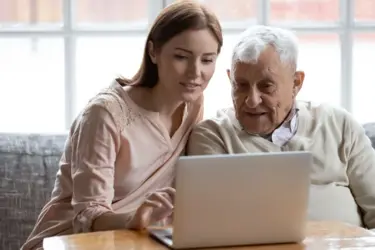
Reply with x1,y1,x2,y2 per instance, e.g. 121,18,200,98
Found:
74,0,148,28
203,34,238,118
296,34,341,106
200,0,256,23
352,33,375,123
269,0,339,24
355,0,375,22
0,38,65,132
75,36,146,115
0,0,62,28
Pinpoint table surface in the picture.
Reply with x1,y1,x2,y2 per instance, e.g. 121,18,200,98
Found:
43,221,375,250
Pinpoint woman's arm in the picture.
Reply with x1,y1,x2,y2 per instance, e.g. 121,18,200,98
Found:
70,101,128,233
70,99,175,232
92,211,134,231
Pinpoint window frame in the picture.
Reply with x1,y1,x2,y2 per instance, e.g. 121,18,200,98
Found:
0,0,374,129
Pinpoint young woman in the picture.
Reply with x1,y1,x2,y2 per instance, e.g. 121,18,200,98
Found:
22,1,223,249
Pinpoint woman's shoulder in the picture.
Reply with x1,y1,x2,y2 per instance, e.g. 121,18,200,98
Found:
77,81,143,132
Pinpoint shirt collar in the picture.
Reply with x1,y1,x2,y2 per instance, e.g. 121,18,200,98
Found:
284,102,299,132
244,102,299,135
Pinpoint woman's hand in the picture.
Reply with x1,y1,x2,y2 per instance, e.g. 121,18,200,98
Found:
128,187,175,229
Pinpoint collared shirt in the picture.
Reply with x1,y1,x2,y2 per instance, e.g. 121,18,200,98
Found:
266,105,299,146
250,102,298,146
235,103,299,147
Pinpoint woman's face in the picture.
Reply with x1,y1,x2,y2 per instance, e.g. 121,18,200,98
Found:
149,29,219,102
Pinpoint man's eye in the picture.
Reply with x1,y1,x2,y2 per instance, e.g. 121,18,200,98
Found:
234,83,249,90
259,82,275,93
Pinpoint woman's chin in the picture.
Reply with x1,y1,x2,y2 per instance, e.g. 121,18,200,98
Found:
179,92,201,103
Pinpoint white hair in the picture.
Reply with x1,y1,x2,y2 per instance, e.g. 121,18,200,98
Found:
231,25,299,73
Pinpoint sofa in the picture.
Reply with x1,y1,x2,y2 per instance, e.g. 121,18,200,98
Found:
1,124,375,250
0,133,67,250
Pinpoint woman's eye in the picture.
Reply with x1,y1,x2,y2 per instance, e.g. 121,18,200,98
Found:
202,58,213,64
174,55,187,60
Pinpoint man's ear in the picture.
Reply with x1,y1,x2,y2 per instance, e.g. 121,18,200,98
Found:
293,71,305,96
148,41,157,64
226,69,231,81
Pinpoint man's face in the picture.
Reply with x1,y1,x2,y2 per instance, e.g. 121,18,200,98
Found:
228,46,305,135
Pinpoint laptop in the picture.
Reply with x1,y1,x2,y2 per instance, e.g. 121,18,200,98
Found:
148,151,312,249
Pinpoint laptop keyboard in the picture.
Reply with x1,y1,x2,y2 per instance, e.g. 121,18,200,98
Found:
163,228,173,239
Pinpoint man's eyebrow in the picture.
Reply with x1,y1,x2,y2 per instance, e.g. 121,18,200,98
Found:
234,77,248,83
258,77,274,83
175,47,217,56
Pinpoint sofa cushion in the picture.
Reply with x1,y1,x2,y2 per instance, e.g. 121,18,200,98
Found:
0,133,67,250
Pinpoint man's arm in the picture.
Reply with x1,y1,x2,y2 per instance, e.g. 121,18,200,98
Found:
346,114,375,229
187,121,227,156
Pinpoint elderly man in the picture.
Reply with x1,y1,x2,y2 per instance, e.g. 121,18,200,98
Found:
187,25,375,229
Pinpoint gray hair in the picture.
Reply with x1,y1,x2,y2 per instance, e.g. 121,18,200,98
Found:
231,25,299,74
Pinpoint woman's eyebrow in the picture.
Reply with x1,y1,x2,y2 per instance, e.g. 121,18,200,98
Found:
175,47,217,56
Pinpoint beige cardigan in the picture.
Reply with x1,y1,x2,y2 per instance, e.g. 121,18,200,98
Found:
187,101,375,229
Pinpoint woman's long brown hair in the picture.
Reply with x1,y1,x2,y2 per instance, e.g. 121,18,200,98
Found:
116,0,223,88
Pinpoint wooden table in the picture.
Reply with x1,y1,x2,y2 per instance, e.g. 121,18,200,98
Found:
43,221,375,250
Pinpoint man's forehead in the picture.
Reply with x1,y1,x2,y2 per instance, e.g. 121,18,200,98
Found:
233,61,278,78
232,59,293,80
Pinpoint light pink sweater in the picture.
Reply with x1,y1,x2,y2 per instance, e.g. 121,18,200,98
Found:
22,80,203,250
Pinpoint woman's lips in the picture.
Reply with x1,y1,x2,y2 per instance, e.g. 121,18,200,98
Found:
180,82,200,90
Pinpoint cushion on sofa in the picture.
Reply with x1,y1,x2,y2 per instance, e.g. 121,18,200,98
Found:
0,133,67,250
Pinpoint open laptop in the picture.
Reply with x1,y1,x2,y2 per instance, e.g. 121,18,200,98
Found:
148,151,312,249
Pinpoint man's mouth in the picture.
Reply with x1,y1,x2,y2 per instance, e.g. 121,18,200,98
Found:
246,112,267,117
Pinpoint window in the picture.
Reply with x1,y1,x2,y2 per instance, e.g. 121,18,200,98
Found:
0,0,63,26
354,0,375,22
199,0,257,26
75,36,146,116
1,0,375,133
74,0,149,28
352,33,375,124
0,38,65,133
296,34,341,106
269,0,339,24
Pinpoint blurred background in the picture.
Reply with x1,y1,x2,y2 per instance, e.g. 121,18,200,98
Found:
0,0,374,133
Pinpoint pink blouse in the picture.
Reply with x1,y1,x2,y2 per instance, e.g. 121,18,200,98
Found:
22,80,203,250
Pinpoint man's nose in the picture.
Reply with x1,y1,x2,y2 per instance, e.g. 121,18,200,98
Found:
245,88,262,108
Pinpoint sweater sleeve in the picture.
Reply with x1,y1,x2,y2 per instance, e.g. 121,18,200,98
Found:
346,113,375,229
70,102,124,233
187,120,227,156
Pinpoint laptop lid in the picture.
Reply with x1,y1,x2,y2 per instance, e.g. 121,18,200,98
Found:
168,151,312,249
